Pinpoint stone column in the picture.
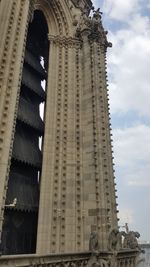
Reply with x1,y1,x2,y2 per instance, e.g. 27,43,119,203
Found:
36,35,83,254
36,37,58,254
79,14,118,251
81,30,100,250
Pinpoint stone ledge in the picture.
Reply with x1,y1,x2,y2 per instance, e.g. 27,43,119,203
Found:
0,250,140,267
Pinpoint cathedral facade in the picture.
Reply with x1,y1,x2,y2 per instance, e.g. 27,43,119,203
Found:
0,0,140,266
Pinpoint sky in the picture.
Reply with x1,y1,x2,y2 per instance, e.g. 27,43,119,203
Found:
92,0,150,242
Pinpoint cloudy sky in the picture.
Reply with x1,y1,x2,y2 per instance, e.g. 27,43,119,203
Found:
92,0,150,241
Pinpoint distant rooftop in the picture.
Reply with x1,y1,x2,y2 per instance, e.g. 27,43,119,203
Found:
140,243,150,248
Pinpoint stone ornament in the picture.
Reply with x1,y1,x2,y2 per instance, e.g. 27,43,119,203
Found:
89,231,99,252
108,229,122,251
108,228,141,252
75,7,112,47
91,259,108,267
122,231,141,250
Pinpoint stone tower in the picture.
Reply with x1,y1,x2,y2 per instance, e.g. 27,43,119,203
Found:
0,0,118,255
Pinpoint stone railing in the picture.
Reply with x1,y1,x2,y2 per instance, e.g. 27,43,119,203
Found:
0,250,140,267
0,252,91,267
117,249,141,267
89,250,140,267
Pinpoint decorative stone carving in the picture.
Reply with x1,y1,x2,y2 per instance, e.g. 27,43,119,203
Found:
108,229,122,251
29,0,37,21
122,231,141,250
89,252,109,267
89,231,99,252
100,259,109,267
109,253,118,267
75,8,112,47
71,0,93,14
48,35,81,48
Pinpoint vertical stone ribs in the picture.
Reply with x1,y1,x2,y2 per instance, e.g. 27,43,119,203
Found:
78,8,118,250
89,41,102,234
60,46,68,251
75,45,82,251
88,42,117,248
50,44,63,252
103,46,118,227
87,40,110,248
50,44,70,252
60,45,68,252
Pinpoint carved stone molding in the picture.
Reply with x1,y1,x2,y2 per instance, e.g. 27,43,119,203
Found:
75,9,112,47
71,0,93,14
48,34,81,48
29,0,36,20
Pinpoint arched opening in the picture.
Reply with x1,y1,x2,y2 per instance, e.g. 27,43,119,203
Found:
1,10,49,255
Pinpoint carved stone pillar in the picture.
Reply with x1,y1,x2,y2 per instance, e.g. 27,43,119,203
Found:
36,35,83,254
78,10,118,251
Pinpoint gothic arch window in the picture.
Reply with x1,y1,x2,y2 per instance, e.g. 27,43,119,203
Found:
1,10,49,255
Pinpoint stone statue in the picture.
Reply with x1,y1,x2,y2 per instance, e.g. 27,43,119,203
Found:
75,6,109,46
93,8,103,21
108,229,122,251
89,231,99,252
122,231,141,250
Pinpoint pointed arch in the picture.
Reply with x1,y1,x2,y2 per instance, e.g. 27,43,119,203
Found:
34,0,75,36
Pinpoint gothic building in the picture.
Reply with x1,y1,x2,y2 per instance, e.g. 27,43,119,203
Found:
0,0,140,266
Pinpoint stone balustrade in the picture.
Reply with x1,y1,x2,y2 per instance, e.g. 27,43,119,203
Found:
0,250,140,267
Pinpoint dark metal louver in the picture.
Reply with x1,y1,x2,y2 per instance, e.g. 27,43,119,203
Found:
2,10,48,255
22,66,46,100
18,97,44,134
6,172,39,212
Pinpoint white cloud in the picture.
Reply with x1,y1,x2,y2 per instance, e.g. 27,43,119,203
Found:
128,180,150,187
113,124,150,164
107,14,150,116
113,123,150,237
113,124,150,186
102,0,140,21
